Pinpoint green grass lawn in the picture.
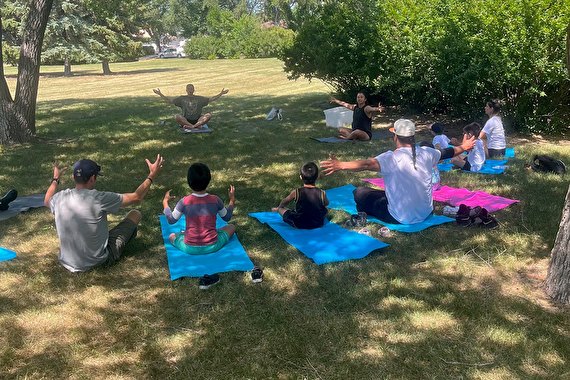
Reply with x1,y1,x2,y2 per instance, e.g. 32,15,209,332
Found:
1,58,570,380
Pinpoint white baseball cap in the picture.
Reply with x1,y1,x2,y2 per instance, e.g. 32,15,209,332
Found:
389,119,415,137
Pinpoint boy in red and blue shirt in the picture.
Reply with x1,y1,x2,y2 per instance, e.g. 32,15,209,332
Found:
163,163,235,254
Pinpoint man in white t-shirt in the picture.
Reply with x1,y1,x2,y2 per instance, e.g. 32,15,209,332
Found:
321,119,475,224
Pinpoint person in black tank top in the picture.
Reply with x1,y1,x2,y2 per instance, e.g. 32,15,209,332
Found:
329,90,383,141
272,162,329,229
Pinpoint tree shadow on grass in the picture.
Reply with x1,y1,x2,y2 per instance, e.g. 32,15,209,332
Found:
122,250,570,379
2,92,570,378
4,67,182,80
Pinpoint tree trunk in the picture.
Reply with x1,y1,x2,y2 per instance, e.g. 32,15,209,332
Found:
0,0,54,144
64,57,72,76
102,59,112,75
544,184,570,303
567,20,570,77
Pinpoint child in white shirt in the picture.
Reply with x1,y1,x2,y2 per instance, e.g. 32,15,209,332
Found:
430,123,450,150
451,123,485,172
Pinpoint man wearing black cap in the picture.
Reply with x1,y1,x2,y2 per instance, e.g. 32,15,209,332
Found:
44,155,163,272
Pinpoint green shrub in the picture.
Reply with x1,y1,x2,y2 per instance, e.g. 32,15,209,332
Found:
142,45,156,56
185,8,295,59
282,0,570,134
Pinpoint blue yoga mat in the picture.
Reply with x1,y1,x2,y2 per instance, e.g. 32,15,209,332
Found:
0,247,17,262
438,159,509,174
325,184,454,232
444,146,514,159
179,124,212,133
250,212,388,265
159,215,254,280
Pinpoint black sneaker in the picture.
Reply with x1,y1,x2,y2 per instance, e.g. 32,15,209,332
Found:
198,274,220,290
455,204,471,226
469,206,483,226
479,208,499,230
251,266,263,283
0,189,17,211
347,212,367,227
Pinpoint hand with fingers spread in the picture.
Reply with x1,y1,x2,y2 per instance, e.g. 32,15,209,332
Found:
146,154,164,181
460,135,476,152
163,189,175,209
320,154,342,176
228,185,235,207
53,161,68,181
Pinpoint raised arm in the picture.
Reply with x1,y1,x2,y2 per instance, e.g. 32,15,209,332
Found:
364,102,383,118
121,154,164,207
219,185,235,222
320,154,380,176
439,136,476,160
209,88,229,103
227,185,235,208
153,88,174,104
162,189,175,210
329,96,356,111
162,189,180,224
44,161,68,207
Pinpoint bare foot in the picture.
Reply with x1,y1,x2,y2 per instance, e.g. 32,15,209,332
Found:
271,207,279,212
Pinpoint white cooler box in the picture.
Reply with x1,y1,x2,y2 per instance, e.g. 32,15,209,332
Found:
323,107,353,128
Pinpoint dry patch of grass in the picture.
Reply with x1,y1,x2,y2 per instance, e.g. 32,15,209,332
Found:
2,58,570,379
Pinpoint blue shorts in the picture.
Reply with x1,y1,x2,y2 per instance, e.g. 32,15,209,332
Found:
173,229,230,255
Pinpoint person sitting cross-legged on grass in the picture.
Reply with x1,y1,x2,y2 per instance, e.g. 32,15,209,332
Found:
272,162,329,229
329,90,383,141
450,122,486,172
321,119,476,225
44,155,164,272
163,163,236,255
153,84,228,130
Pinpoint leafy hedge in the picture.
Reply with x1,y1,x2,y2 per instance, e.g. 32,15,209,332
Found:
185,8,294,59
281,0,570,134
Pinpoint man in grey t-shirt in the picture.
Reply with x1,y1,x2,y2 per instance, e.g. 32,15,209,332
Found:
153,84,229,130
44,155,163,272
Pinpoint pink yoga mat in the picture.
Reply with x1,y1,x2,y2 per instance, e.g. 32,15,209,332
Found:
363,178,519,212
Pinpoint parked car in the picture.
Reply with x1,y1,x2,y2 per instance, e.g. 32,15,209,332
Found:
158,48,183,58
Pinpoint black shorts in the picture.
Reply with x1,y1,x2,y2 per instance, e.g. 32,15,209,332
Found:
283,210,324,230
352,187,400,224
455,157,471,171
488,148,506,158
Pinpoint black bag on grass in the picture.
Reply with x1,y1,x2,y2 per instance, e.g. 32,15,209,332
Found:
531,155,566,175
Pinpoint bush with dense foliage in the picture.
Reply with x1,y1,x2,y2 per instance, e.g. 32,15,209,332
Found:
281,0,570,134
185,8,294,59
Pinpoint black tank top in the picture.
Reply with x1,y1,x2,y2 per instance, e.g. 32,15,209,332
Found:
352,105,372,137
295,187,328,229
